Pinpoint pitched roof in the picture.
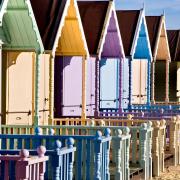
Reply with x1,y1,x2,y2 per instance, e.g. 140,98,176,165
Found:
116,10,140,56
77,1,109,55
30,0,67,50
145,16,161,54
167,30,180,62
0,0,43,52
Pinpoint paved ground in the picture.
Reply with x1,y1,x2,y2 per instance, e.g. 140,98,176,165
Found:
131,158,180,180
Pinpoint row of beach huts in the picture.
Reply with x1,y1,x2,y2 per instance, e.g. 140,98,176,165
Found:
0,0,179,179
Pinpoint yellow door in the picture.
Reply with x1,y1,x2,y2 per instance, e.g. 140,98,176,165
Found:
39,54,50,125
6,52,33,125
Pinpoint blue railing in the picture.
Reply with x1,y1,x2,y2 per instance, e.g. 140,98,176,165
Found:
100,107,180,118
0,129,111,180
0,138,76,180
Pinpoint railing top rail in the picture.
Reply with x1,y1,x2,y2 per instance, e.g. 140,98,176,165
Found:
0,147,76,156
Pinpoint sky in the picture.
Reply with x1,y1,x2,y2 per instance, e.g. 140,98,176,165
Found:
115,0,180,29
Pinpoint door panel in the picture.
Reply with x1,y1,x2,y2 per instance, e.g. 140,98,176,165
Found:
122,58,129,109
140,60,147,104
132,61,140,104
100,58,119,109
6,52,33,125
155,61,166,101
39,54,49,125
169,62,177,102
86,57,95,116
177,62,180,102
62,57,82,116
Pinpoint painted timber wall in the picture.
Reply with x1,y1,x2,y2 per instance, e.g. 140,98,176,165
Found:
146,15,171,103
132,17,151,105
167,30,180,103
178,63,180,102
39,54,49,125
86,57,95,116
0,0,44,125
99,9,125,111
52,0,89,120
118,10,152,109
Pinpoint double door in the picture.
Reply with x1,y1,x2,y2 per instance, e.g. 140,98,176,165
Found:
132,60,148,104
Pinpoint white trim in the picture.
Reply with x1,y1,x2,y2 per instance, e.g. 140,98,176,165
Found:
73,0,89,58
112,2,125,59
25,0,44,53
153,16,163,60
52,0,89,57
131,9,153,61
143,12,153,61
97,1,125,59
0,0,8,26
52,0,71,56
162,16,171,61
154,16,171,61
130,9,143,57
97,1,112,59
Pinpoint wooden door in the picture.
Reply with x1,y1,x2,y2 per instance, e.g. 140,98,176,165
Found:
177,62,180,102
39,54,49,125
155,61,166,101
122,58,129,109
62,56,82,116
100,58,119,109
132,61,141,104
169,62,177,102
140,60,147,104
6,52,33,125
86,57,95,116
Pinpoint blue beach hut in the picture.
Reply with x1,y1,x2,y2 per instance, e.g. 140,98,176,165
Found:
116,9,152,110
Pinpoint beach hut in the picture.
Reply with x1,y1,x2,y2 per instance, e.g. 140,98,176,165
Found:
77,0,125,117
167,30,180,103
116,9,152,109
146,15,171,104
30,0,89,124
0,0,44,125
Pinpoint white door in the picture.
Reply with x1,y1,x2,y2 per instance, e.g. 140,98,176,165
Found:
140,60,147,104
132,61,141,104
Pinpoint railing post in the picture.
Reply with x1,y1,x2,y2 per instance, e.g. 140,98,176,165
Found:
139,123,147,179
123,127,130,180
52,140,62,180
37,146,47,180
67,138,75,180
147,121,153,179
104,128,111,180
169,116,177,166
152,121,160,177
114,129,122,180
160,120,166,172
94,131,102,180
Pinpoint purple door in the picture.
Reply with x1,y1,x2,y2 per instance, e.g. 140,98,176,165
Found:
54,56,82,117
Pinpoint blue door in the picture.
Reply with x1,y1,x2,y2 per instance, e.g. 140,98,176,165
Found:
100,58,119,109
